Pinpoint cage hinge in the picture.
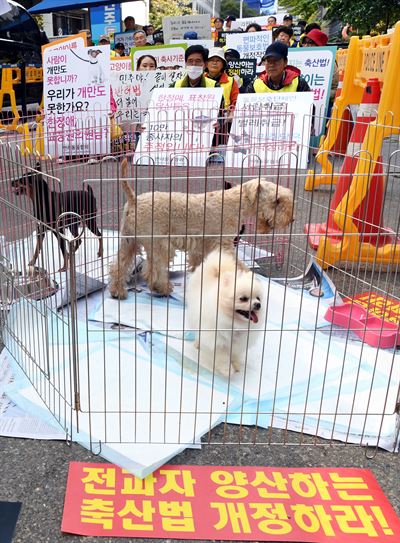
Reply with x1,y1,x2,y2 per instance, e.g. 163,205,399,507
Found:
74,392,81,412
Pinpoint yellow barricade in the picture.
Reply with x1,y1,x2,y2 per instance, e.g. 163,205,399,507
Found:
315,21,400,270
0,68,21,130
305,28,396,191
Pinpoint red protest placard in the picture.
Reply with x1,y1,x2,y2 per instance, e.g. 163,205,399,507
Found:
62,463,400,542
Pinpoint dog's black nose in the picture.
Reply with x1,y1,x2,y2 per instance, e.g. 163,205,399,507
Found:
253,302,261,310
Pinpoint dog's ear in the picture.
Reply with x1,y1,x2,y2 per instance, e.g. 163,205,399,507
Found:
243,179,267,209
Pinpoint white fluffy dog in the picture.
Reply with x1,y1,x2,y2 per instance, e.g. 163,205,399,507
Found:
186,250,264,377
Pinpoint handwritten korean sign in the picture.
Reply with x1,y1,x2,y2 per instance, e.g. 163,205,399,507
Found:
135,87,223,167
131,44,187,70
62,463,400,541
43,41,110,157
163,14,211,43
110,64,185,122
225,92,313,169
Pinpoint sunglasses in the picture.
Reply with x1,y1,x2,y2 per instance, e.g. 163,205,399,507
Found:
303,39,316,45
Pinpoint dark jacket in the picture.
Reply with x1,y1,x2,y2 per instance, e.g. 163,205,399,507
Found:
246,65,310,93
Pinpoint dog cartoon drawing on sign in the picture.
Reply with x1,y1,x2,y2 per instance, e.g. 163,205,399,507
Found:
87,49,104,84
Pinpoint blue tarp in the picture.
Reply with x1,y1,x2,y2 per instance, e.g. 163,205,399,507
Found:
29,0,134,15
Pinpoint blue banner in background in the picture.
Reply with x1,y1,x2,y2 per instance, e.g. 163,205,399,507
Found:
90,4,121,44
260,0,278,15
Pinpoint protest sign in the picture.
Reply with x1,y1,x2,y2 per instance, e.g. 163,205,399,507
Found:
227,59,257,84
292,25,304,43
90,4,121,44
163,14,211,43
170,38,214,50
135,87,223,167
231,16,270,31
43,43,110,157
215,30,240,47
113,32,134,56
131,44,187,70
225,92,314,169
62,462,400,541
287,46,337,137
110,63,185,122
226,31,272,65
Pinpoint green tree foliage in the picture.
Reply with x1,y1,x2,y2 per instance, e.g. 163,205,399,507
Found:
280,0,400,34
220,0,259,19
149,0,192,29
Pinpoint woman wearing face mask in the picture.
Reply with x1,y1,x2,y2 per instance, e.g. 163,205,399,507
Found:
205,47,239,112
136,55,157,71
172,45,217,88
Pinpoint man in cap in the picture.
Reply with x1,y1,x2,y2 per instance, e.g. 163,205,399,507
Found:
283,14,293,27
172,45,218,88
246,41,310,93
205,47,239,110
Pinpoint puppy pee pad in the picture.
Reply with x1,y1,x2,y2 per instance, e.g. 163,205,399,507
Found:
3,297,231,478
156,328,399,450
91,273,335,338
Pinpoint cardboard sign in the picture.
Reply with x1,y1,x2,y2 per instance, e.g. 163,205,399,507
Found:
163,14,211,43
110,64,185,122
62,463,400,541
135,87,223,167
131,44,187,70
113,31,134,56
225,92,313,169
226,31,272,65
43,43,110,157
230,15,270,31
227,59,257,82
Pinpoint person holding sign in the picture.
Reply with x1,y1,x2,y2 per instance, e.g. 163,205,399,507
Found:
133,30,148,47
246,41,310,93
205,48,239,110
172,45,217,89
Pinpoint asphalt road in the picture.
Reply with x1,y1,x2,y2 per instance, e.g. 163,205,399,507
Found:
0,431,399,542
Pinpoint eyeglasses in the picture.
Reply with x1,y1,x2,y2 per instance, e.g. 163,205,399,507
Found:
303,39,316,45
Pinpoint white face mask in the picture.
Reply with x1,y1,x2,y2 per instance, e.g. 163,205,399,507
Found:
186,65,204,80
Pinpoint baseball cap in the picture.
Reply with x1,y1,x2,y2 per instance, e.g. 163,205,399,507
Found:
224,48,240,59
225,15,236,22
304,28,328,46
114,42,125,49
283,14,293,20
264,41,288,60
184,31,198,39
207,47,226,65
99,34,110,42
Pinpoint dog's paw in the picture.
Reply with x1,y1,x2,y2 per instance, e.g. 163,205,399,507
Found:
109,284,128,300
231,359,241,373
